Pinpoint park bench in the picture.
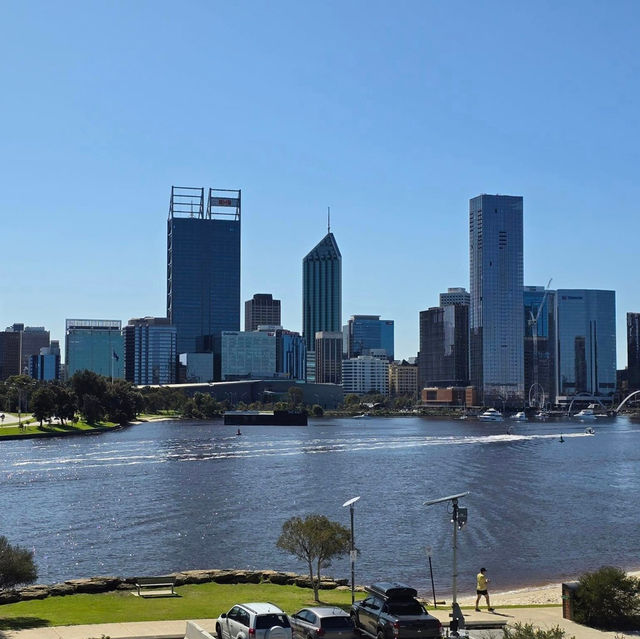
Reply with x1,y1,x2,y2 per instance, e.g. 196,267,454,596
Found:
134,575,177,597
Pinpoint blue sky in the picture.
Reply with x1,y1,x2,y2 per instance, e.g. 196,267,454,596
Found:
2,0,639,365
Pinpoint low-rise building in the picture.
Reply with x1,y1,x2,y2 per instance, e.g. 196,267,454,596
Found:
388,360,418,396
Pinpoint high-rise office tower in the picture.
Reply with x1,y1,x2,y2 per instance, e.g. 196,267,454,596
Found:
556,289,616,400
0,330,21,380
418,304,469,389
628,312,640,391
65,319,124,379
344,315,394,360
469,194,524,405
167,186,241,360
439,287,470,306
524,286,557,406
245,294,281,331
123,317,177,385
302,228,341,380
315,331,343,384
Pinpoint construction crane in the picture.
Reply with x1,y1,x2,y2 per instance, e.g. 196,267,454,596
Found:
528,278,552,409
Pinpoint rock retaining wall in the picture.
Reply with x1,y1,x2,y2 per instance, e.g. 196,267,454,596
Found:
0,569,351,605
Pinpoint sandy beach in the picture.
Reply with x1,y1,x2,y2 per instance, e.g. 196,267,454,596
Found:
455,570,640,606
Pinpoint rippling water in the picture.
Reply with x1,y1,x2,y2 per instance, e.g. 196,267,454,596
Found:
1,415,639,597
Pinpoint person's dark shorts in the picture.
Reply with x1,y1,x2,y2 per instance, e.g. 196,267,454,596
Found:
477,589,488,595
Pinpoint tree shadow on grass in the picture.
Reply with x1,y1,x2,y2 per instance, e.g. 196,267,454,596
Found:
0,616,51,631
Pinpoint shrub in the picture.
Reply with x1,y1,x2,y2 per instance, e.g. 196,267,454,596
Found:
503,623,573,639
574,565,640,630
0,535,37,589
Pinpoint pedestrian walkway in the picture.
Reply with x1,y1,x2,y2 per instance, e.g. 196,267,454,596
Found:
1,609,638,639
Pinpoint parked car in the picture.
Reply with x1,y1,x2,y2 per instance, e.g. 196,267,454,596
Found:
216,602,293,639
350,582,442,639
289,607,357,639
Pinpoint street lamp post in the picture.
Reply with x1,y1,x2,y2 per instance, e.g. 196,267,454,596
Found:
424,492,469,637
342,496,360,604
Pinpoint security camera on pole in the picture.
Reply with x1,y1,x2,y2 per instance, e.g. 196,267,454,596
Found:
424,492,469,638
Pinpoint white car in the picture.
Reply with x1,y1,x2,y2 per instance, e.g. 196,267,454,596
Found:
216,603,292,639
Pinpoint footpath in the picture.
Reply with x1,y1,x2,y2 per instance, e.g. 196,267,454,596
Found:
3,608,639,639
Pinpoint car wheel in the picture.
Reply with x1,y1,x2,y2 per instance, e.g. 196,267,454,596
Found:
216,625,222,639
377,631,385,639
350,613,360,632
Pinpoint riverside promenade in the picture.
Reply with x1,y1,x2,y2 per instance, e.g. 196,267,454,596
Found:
3,608,638,639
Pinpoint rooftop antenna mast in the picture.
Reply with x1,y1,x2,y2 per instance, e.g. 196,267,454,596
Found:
327,206,331,233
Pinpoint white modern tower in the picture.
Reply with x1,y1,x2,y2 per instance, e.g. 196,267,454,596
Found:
469,194,524,405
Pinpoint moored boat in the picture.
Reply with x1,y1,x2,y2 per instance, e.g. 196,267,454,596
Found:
478,408,504,422
510,411,528,422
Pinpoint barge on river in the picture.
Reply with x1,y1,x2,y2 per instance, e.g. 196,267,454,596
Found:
223,410,308,426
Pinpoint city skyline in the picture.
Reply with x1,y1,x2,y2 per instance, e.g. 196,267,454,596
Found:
3,2,640,366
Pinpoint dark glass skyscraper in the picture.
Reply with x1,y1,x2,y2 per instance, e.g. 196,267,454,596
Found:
302,232,341,352
418,305,469,389
628,312,640,391
344,315,394,360
167,187,241,357
469,194,524,405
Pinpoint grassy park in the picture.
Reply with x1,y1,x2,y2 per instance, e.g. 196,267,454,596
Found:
0,582,353,630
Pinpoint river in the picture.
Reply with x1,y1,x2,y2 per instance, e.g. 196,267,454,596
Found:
1,415,639,597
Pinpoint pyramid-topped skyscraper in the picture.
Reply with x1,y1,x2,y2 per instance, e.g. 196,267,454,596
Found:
302,227,342,381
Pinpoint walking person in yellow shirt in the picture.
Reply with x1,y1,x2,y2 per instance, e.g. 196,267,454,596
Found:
475,567,494,612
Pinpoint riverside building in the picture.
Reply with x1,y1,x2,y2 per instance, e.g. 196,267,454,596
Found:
342,355,389,395
469,194,524,405
167,186,241,378
524,286,557,406
343,315,394,360
556,289,616,402
65,319,124,379
418,304,469,389
302,227,341,381
123,317,177,385
628,312,640,392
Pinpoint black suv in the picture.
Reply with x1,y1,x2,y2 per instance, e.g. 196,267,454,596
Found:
350,582,442,639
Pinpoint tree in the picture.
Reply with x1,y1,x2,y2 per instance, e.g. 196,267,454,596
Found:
82,394,105,425
276,514,351,601
574,566,640,630
31,386,56,426
5,375,37,425
0,535,37,589
288,386,304,409
51,384,77,425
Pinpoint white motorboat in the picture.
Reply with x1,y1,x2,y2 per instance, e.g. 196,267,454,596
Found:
511,411,528,422
478,408,504,422
536,410,550,420
575,407,596,420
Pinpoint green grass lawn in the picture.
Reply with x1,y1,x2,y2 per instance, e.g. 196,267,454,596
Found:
0,420,118,438
0,582,354,630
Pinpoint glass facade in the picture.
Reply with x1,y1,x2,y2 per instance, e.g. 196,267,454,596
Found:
556,290,616,399
628,313,640,391
418,305,469,388
302,233,342,352
168,216,240,355
124,318,177,385
524,287,557,406
469,194,524,404
276,329,306,381
65,319,124,379
221,331,276,380
345,315,394,360
315,331,343,384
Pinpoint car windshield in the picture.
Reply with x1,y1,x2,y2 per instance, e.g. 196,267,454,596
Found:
386,601,424,616
256,614,291,629
321,617,354,629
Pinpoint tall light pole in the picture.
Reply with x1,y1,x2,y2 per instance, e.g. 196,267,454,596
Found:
342,496,360,604
424,492,469,638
